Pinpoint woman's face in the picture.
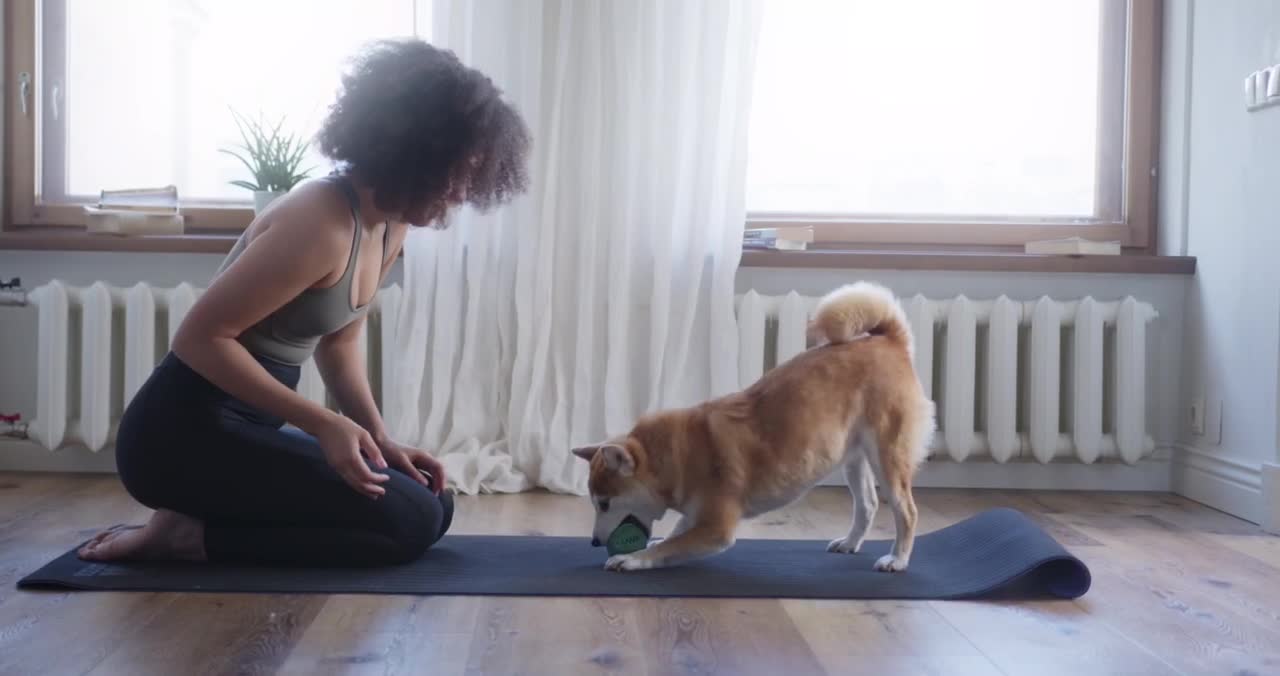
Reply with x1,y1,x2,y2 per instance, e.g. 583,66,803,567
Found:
405,168,471,227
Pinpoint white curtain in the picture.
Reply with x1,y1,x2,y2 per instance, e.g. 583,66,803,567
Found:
389,0,762,495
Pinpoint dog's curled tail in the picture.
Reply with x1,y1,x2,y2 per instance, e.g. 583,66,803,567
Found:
808,282,914,356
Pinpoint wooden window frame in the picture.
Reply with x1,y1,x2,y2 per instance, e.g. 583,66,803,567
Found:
3,0,431,236
4,0,256,233
6,0,1161,250
746,0,1163,253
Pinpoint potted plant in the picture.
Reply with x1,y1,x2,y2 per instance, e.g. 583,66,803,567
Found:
220,110,313,213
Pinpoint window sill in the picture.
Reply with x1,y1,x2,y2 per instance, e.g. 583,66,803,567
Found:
0,229,241,254
0,230,1197,276
741,248,1196,275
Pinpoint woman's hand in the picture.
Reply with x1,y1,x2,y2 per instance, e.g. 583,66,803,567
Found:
315,414,391,498
377,436,447,495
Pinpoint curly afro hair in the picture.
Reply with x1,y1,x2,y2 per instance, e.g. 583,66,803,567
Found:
317,38,531,224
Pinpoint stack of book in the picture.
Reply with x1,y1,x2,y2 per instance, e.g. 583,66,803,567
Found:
1024,237,1120,256
84,185,185,236
743,226,814,251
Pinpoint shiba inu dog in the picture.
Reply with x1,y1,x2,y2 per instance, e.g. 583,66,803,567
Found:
573,281,934,573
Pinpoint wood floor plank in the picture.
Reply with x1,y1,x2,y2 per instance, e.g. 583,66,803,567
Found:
1058,513,1280,674
0,473,80,531
1076,513,1280,630
783,599,1002,676
84,593,326,676
1021,490,1261,534
0,591,177,676
1205,531,1280,569
932,599,1181,676
277,594,482,675
461,596,654,675
633,598,827,676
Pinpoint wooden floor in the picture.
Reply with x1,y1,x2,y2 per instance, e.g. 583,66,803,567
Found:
2,475,1279,676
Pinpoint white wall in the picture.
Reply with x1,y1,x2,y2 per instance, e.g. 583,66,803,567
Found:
1167,0,1280,523
1158,0,1194,258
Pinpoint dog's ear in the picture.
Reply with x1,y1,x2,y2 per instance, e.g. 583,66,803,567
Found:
571,445,598,461
600,444,635,476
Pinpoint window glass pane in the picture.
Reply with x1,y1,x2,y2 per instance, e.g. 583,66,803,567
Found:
62,0,421,201
746,0,1102,219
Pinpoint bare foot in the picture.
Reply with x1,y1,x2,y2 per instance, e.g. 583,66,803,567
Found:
78,509,207,562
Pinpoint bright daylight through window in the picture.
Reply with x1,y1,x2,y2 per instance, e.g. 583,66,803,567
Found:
747,0,1109,224
48,0,424,204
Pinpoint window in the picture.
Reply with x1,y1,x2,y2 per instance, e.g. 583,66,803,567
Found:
746,0,1160,249
5,0,429,231
6,0,1160,251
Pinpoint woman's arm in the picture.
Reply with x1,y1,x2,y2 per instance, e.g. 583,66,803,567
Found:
314,316,385,440
316,322,446,493
170,184,390,495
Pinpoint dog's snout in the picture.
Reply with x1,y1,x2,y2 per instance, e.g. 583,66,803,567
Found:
591,537,602,547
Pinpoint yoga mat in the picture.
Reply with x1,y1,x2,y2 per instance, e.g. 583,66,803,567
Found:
18,508,1090,600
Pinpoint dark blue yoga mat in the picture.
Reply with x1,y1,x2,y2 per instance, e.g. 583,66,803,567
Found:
18,508,1089,600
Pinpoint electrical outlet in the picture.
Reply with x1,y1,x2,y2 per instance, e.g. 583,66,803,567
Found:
1189,397,1206,435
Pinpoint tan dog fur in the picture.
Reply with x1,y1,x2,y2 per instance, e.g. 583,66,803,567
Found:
573,281,935,572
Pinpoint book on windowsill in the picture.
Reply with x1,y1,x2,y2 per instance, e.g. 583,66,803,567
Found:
84,185,185,236
743,226,814,251
1024,237,1120,256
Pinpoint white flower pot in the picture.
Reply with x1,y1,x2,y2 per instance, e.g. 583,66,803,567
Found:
253,190,284,214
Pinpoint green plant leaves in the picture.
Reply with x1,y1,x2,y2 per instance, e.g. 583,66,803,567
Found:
221,108,315,193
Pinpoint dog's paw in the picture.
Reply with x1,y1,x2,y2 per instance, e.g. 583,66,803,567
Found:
826,537,863,554
604,554,655,572
874,554,909,572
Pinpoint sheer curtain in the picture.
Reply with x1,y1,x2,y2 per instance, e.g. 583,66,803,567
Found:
389,0,761,495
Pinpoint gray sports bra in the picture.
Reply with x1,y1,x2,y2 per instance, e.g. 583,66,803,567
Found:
215,174,389,365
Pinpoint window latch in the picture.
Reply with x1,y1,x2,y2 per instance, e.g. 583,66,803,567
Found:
18,72,31,117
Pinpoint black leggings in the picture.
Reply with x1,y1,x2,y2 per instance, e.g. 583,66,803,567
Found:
114,352,453,567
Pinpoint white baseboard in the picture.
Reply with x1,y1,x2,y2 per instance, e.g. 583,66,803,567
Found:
1263,463,1280,534
0,439,118,473
912,456,1171,491
1171,444,1263,524
817,447,1173,492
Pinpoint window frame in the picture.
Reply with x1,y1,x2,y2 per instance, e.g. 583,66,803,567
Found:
6,0,1162,250
745,0,1163,252
5,0,256,232
4,0,431,235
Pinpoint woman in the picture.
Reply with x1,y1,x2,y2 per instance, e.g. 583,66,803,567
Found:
78,39,531,566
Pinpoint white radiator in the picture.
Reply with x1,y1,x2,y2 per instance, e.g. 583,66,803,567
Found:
18,280,403,451
13,280,1158,468
735,291,1158,465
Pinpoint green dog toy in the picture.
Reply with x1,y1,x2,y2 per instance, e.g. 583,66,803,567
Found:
605,515,650,556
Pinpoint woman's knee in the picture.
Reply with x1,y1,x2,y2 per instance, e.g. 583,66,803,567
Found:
381,479,449,563
435,489,455,544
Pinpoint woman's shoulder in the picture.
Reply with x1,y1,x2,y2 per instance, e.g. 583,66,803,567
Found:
276,177,352,225
247,178,354,250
